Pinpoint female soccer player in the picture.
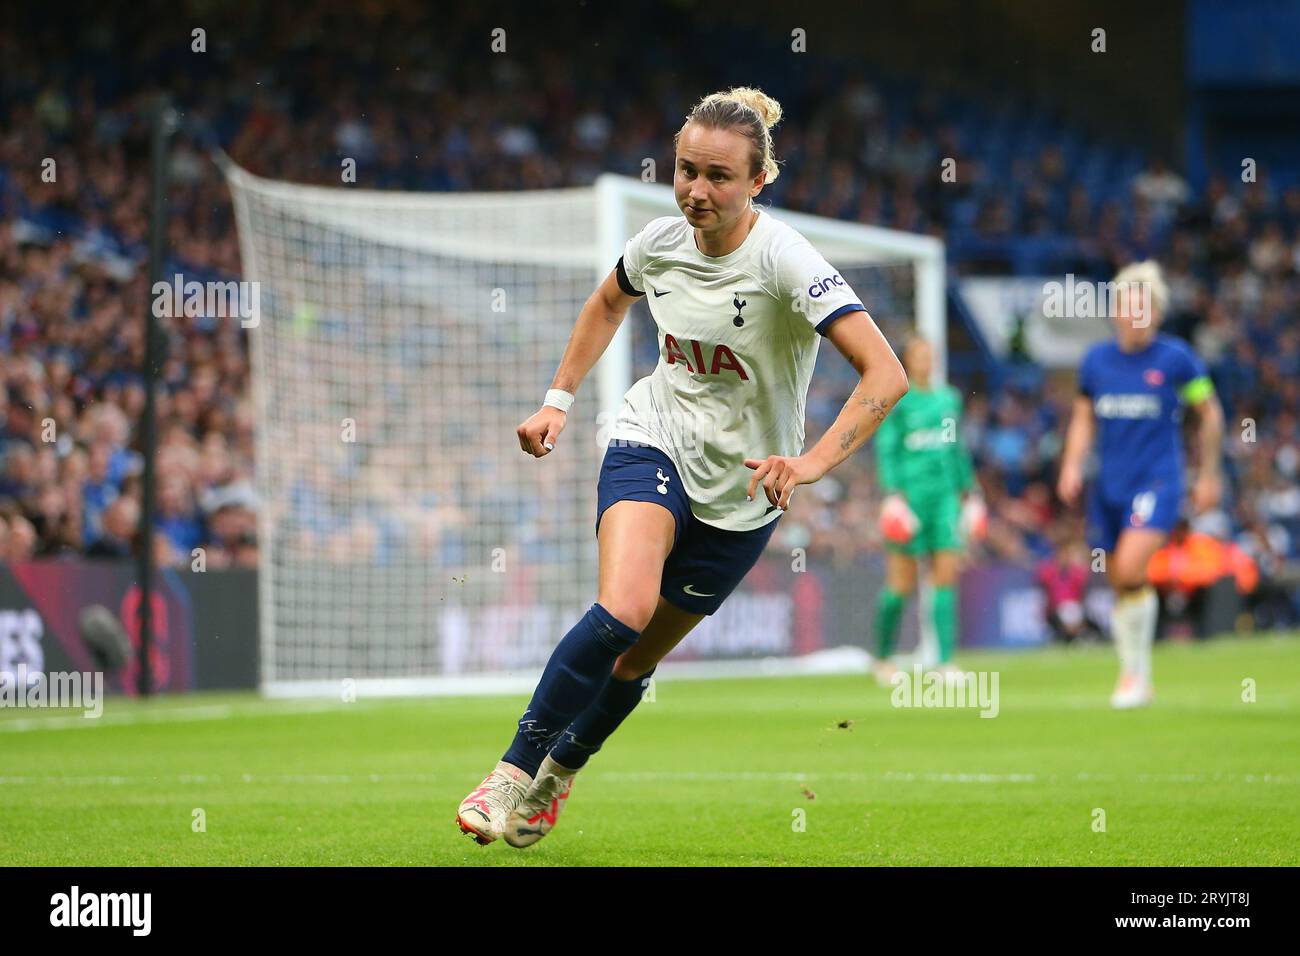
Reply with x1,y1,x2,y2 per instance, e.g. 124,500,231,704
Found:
456,87,908,848
1057,261,1224,708
871,337,984,685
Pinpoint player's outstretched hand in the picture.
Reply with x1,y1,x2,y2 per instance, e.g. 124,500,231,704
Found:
1191,471,1222,514
1056,463,1083,506
744,454,826,510
517,406,566,457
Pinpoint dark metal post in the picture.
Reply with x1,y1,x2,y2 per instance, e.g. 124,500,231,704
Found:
138,94,176,697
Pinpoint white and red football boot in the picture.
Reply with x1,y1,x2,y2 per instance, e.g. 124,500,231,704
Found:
502,754,577,848
456,760,532,845
1110,672,1154,709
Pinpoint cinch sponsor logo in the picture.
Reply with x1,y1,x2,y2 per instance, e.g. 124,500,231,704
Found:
807,274,845,298
50,886,151,936
1094,394,1161,419
662,334,749,380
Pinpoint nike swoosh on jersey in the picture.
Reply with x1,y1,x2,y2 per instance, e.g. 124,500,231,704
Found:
682,584,716,597
652,288,672,297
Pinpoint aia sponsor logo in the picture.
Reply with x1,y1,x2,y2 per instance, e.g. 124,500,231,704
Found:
662,334,748,380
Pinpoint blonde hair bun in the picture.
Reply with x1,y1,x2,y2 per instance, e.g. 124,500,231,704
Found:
679,86,784,184
716,86,783,129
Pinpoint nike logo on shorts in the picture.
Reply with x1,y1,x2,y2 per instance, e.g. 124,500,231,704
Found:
682,584,716,597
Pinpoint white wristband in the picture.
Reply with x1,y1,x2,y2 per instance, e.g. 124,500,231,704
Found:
543,388,574,413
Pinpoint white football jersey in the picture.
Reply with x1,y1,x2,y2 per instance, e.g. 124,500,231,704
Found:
608,206,864,531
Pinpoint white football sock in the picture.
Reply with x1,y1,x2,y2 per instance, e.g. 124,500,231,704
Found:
1134,586,1158,682
1111,586,1158,681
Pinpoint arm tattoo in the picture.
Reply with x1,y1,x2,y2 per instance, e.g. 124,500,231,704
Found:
858,396,890,423
838,423,858,451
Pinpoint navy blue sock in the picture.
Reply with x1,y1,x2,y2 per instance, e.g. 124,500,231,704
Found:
501,603,640,776
550,666,656,770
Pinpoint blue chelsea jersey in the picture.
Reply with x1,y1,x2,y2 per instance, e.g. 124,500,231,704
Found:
1078,334,1211,500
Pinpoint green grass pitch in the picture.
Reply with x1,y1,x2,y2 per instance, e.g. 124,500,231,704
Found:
3,634,1297,866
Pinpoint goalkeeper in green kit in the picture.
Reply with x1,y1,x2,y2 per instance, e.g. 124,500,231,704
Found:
872,337,986,684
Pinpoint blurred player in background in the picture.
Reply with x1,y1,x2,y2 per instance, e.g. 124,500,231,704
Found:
1057,261,1224,708
872,337,985,684
457,87,908,849
1036,533,1103,644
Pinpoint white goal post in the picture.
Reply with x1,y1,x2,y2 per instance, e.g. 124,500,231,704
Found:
219,160,946,698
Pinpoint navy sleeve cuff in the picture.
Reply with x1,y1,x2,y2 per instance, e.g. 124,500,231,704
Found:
814,303,864,335
615,257,644,297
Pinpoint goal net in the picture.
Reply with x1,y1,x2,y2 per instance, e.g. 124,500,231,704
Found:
221,163,945,697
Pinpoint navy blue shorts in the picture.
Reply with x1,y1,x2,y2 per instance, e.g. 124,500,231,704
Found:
1087,479,1182,554
595,442,780,615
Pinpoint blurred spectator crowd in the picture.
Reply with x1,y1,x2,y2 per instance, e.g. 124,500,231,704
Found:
0,3,1296,626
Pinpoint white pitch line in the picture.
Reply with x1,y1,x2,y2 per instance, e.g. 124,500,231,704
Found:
0,772,440,787
599,770,1298,785
0,700,351,733
0,770,1293,787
